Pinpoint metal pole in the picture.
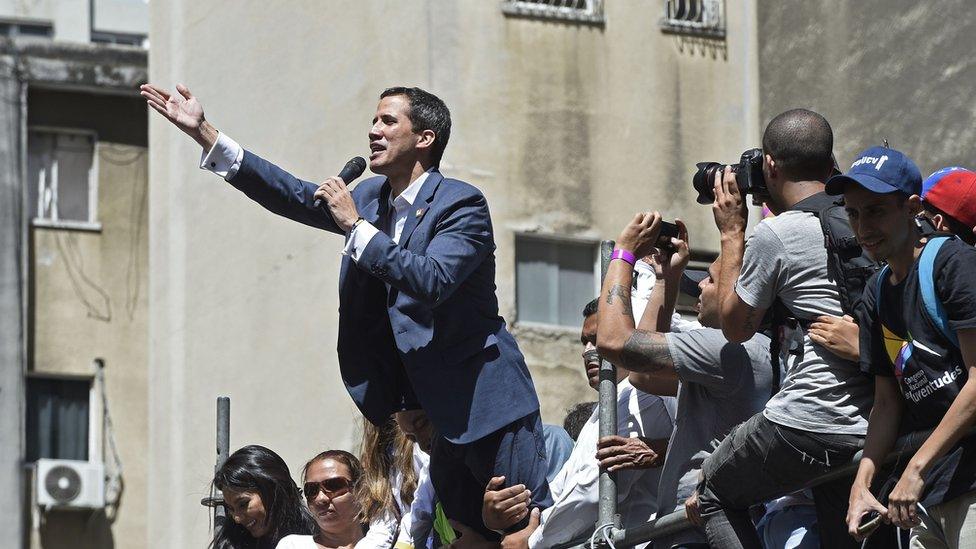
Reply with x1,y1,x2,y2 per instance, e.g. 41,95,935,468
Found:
214,397,230,540
597,240,619,534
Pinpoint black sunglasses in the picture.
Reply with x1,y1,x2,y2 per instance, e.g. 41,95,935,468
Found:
303,477,353,500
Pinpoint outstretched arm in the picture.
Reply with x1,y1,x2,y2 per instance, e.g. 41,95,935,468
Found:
141,83,219,151
597,212,679,380
142,83,349,235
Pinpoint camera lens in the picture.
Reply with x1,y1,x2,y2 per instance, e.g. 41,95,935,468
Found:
693,162,725,204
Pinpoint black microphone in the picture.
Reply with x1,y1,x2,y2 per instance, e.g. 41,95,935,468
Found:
313,156,368,208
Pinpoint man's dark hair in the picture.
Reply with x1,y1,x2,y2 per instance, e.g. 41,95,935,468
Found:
563,402,598,441
761,108,834,182
380,87,452,167
922,202,976,245
582,298,599,319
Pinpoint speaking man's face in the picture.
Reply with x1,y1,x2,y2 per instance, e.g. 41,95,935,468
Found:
368,94,421,175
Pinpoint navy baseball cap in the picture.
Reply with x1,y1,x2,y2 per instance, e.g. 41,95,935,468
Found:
825,146,922,196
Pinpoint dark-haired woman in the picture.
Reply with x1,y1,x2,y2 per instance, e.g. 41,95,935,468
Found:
277,450,366,549
212,445,315,549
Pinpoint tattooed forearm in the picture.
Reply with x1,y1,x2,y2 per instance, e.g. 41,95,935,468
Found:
606,283,633,316
618,329,674,373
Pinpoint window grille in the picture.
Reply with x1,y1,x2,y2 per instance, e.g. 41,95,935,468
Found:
516,235,598,327
660,0,726,38
501,0,605,24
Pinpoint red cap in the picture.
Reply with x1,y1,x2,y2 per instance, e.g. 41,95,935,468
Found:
922,167,976,229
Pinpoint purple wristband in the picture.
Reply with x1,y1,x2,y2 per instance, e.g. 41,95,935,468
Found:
611,249,636,266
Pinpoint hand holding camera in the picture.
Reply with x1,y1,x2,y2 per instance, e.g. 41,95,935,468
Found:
648,219,690,283
711,166,750,236
616,212,664,258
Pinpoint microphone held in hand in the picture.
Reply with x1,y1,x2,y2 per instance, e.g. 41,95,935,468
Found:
313,156,368,208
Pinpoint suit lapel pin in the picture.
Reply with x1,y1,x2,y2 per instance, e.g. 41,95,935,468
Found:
415,208,425,218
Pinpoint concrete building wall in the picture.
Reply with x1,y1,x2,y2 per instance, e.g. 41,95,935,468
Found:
149,1,758,546
0,0,90,41
0,35,147,549
757,0,976,175
28,141,149,549
0,0,148,42
0,47,27,549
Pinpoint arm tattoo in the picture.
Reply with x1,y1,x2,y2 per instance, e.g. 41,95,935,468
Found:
606,283,633,316
619,329,674,373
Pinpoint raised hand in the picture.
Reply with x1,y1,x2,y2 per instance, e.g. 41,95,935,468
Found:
615,211,663,259
650,219,691,282
140,83,218,150
712,166,749,236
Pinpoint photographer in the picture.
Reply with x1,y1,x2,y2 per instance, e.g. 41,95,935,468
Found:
698,109,873,549
596,214,782,548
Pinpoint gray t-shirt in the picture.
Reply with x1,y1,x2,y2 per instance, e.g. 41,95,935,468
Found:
657,328,775,532
736,211,872,434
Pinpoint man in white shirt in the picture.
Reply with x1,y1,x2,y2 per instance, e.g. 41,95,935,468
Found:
478,284,678,549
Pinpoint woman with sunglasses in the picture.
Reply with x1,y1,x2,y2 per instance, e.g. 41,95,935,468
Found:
278,450,366,549
212,445,316,549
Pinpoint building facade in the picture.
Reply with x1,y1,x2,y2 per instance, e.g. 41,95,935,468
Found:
0,1,148,549
6,1,974,548
148,1,755,546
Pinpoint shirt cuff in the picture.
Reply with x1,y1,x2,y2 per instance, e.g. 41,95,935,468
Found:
200,132,244,180
342,220,379,262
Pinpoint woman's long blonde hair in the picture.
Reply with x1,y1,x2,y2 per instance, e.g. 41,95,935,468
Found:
357,417,418,524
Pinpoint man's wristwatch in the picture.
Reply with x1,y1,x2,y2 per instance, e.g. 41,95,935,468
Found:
349,216,365,232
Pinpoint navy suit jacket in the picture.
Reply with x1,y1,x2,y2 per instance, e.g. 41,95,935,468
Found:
228,150,540,444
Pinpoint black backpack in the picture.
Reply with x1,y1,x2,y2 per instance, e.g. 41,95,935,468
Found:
791,192,880,316
767,192,880,394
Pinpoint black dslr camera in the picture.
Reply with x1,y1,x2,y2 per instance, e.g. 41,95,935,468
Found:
692,148,768,205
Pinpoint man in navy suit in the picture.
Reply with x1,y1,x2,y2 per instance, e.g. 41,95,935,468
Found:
141,83,551,539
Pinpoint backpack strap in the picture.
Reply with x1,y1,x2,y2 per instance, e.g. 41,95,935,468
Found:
918,236,959,349
875,264,890,320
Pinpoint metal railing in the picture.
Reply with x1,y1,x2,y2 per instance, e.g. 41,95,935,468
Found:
561,242,950,548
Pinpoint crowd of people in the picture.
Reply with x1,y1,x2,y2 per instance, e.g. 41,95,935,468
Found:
141,82,976,549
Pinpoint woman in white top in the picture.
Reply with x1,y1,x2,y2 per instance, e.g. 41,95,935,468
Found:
356,417,435,549
277,450,366,549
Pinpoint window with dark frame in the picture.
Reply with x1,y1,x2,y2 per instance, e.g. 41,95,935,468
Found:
26,377,91,462
516,235,597,327
27,130,97,226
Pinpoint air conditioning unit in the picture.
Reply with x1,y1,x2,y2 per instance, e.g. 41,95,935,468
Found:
35,459,105,510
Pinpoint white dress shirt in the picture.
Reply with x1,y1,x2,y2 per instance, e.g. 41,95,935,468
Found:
528,381,677,549
200,132,430,264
